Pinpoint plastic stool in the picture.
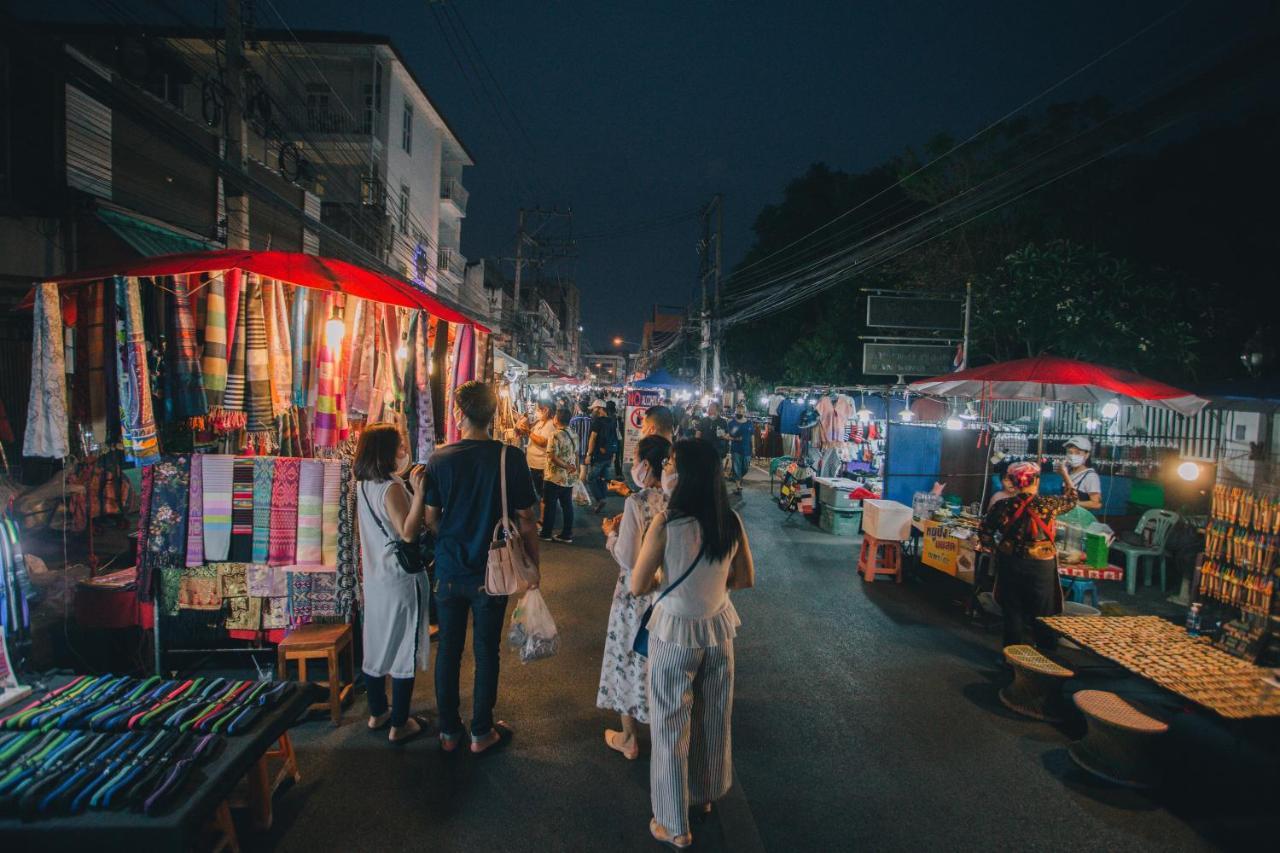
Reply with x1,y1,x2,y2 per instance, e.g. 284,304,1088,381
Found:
858,534,903,583
1067,579,1098,608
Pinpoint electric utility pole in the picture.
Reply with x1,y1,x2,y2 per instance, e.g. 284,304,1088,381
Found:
698,194,723,394
224,0,249,249
506,207,575,368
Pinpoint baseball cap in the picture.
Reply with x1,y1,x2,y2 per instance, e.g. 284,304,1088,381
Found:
1064,435,1093,453
590,398,607,410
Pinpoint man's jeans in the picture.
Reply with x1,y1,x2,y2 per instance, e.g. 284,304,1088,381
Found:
434,578,509,737
587,457,612,503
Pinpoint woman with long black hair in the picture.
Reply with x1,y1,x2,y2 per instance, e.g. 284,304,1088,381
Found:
630,439,756,849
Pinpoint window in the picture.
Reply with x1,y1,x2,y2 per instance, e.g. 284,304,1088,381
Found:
361,60,383,134
401,101,413,153
306,83,332,131
360,174,384,206
399,183,410,233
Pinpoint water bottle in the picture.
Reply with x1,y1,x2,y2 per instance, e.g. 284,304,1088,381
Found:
1185,602,1202,637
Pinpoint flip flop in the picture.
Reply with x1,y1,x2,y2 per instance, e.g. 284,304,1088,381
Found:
388,714,433,746
438,729,465,754
604,729,639,760
366,711,392,733
470,721,514,756
649,817,692,850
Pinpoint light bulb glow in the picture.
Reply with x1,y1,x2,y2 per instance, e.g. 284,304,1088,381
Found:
395,344,409,362
759,395,769,406
1085,418,1101,430
1177,461,1200,482
1101,400,1120,419
899,410,915,422
1041,406,1054,419
324,317,346,351
945,417,963,430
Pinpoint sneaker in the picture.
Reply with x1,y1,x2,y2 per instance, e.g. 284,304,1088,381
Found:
553,534,574,544
538,533,554,541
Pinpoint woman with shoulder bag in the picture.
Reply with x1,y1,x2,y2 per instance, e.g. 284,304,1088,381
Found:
630,439,756,850
355,424,433,745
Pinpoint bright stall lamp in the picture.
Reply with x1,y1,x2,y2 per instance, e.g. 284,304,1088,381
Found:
1101,400,1121,419
324,316,346,351
1084,418,1101,430
1177,461,1201,481
759,395,769,406
945,417,963,430
899,410,915,422
1040,406,1054,419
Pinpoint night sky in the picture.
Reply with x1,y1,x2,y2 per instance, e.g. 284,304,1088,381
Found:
20,0,1268,350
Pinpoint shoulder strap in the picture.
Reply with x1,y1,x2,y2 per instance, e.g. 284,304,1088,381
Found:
499,443,510,528
359,482,393,541
653,519,707,606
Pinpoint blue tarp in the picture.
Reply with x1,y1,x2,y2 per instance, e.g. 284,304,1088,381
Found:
631,368,694,390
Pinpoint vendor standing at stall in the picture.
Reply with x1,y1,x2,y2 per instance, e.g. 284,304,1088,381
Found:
1063,435,1102,511
979,460,1077,650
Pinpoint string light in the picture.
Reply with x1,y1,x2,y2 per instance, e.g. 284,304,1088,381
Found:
945,416,963,430
1101,400,1121,419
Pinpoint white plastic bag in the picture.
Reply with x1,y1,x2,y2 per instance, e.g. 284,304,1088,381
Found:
572,480,593,507
507,589,560,664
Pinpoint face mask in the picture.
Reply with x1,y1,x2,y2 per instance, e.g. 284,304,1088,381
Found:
630,460,650,487
735,413,746,421
1066,453,1086,467
661,470,678,497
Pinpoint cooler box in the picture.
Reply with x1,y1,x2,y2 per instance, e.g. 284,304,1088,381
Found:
814,477,863,511
862,499,912,540
819,504,862,536
1085,532,1110,568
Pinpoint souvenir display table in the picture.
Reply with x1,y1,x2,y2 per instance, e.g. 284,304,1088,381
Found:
1040,616,1280,720
0,675,315,851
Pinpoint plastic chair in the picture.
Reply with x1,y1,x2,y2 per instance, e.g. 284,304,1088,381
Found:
1112,509,1179,595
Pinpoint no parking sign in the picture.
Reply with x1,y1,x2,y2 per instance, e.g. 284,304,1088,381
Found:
623,389,662,463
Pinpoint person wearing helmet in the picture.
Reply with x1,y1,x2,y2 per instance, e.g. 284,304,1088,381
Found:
1063,436,1102,511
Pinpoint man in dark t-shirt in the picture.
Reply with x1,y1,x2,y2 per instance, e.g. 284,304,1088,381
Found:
425,381,539,754
696,402,730,459
585,399,617,514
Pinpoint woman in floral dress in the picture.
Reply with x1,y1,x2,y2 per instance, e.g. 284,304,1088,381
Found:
598,435,672,760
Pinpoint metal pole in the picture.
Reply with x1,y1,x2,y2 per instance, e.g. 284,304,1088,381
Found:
512,208,524,359
712,194,723,392
153,586,163,676
961,280,972,370
224,0,249,250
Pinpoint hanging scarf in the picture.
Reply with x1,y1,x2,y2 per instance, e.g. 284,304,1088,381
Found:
336,460,357,618
135,465,154,600
293,460,324,567
263,595,289,629
219,284,249,432
345,299,376,417
224,268,242,363
229,456,255,563
201,275,228,413
185,453,205,566
290,288,312,408
312,296,340,449
201,454,235,562
412,312,436,462
141,455,190,603
309,571,340,622
177,564,221,610
115,277,160,465
287,571,314,626
244,276,274,448
247,564,287,598
264,279,293,417
251,456,274,564
24,282,70,459
268,457,300,566
321,461,341,568
162,274,208,423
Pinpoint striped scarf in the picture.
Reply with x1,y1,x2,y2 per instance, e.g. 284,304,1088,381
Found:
264,279,293,417
164,274,208,422
244,276,274,447
229,456,255,563
251,456,275,564
268,457,300,567
312,295,339,449
201,454,235,562
115,277,160,465
220,283,249,432
413,312,436,462
290,288,312,408
185,453,205,566
201,276,228,412
321,461,341,568
293,460,324,567
345,299,375,417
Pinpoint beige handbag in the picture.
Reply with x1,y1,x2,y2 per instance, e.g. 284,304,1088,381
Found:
485,444,540,596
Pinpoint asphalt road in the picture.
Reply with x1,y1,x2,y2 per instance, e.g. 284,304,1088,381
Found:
252,469,1277,852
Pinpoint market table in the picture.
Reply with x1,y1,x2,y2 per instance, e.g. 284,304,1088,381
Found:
0,679,317,852
1040,616,1280,720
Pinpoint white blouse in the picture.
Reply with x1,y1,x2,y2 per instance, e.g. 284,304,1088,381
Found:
606,487,667,575
649,513,742,648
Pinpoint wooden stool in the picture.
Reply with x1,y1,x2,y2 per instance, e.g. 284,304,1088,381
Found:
207,800,240,853
999,644,1075,722
1069,690,1168,788
277,623,355,726
858,534,903,583
232,732,301,832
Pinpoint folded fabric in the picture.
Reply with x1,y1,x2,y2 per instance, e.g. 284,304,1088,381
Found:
321,461,342,568
178,565,221,610
251,457,275,563
294,460,324,566
309,571,339,621
263,595,289,629
230,457,255,563
159,567,182,616
268,458,300,566
185,453,205,566
224,596,262,632
246,564,287,598
201,454,235,562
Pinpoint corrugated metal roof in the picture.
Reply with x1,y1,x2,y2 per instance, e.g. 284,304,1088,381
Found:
98,208,214,257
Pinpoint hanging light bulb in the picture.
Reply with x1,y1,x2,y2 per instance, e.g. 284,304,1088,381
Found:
324,308,346,351
1041,405,1054,419
945,416,963,430
1101,400,1121,419
899,409,915,422
1177,461,1201,481
395,335,410,363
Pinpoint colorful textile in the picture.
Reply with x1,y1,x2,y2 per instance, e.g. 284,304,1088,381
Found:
246,564,287,598
114,278,160,465
251,457,274,563
290,288,312,408
345,299,374,416
159,567,182,616
201,454,235,562
287,571,314,625
264,279,293,417
336,460,357,618
163,274,208,421
185,453,205,566
268,458,300,566
294,460,324,566
244,276,274,441
201,276,228,411
141,457,190,604
321,461,341,568
412,312,436,462
135,465,154,591
24,282,70,459
78,283,109,443
177,564,221,610
263,596,289,629
220,284,249,429
217,563,249,598
229,457,255,562
312,295,340,449
309,571,339,622
224,595,262,631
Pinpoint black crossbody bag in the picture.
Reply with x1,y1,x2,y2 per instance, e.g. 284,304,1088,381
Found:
359,482,428,575
633,542,706,657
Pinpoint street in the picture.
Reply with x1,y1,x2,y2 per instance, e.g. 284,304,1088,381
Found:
256,470,1274,852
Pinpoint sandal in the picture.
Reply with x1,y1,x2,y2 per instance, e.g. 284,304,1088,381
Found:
604,729,639,761
649,817,692,850
367,711,392,732
438,729,465,754
470,721,514,756
388,713,432,746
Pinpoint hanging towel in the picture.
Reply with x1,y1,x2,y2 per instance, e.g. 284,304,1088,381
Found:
264,279,293,417
294,459,324,566
141,455,190,603
115,277,160,465
163,274,208,422
269,457,300,566
24,282,70,459
321,461,341,567
185,453,205,566
244,277,274,446
201,275,228,412
201,453,235,561
251,457,275,564
220,284,249,431
413,312,436,462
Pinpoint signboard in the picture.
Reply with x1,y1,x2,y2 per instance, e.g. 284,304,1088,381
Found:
624,389,663,464
866,294,963,330
862,342,956,377
920,521,976,581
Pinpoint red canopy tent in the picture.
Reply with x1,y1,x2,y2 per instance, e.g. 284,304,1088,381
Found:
34,249,488,331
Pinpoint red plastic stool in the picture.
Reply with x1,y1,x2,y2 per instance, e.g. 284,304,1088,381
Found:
858,534,903,583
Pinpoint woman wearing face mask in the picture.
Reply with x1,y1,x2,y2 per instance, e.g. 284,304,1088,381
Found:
597,435,673,760
1063,436,1102,511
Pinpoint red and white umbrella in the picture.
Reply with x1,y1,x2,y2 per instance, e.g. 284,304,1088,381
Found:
909,355,1208,418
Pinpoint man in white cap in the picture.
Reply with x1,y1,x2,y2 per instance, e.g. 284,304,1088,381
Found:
1063,435,1102,511
585,398,617,513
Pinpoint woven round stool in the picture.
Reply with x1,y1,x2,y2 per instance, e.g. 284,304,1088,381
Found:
1069,690,1168,788
999,644,1075,722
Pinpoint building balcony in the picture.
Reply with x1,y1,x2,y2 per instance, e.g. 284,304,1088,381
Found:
438,247,466,282
440,178,468,217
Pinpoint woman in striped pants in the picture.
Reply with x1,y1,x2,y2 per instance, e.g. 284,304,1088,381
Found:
631,439,756,849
